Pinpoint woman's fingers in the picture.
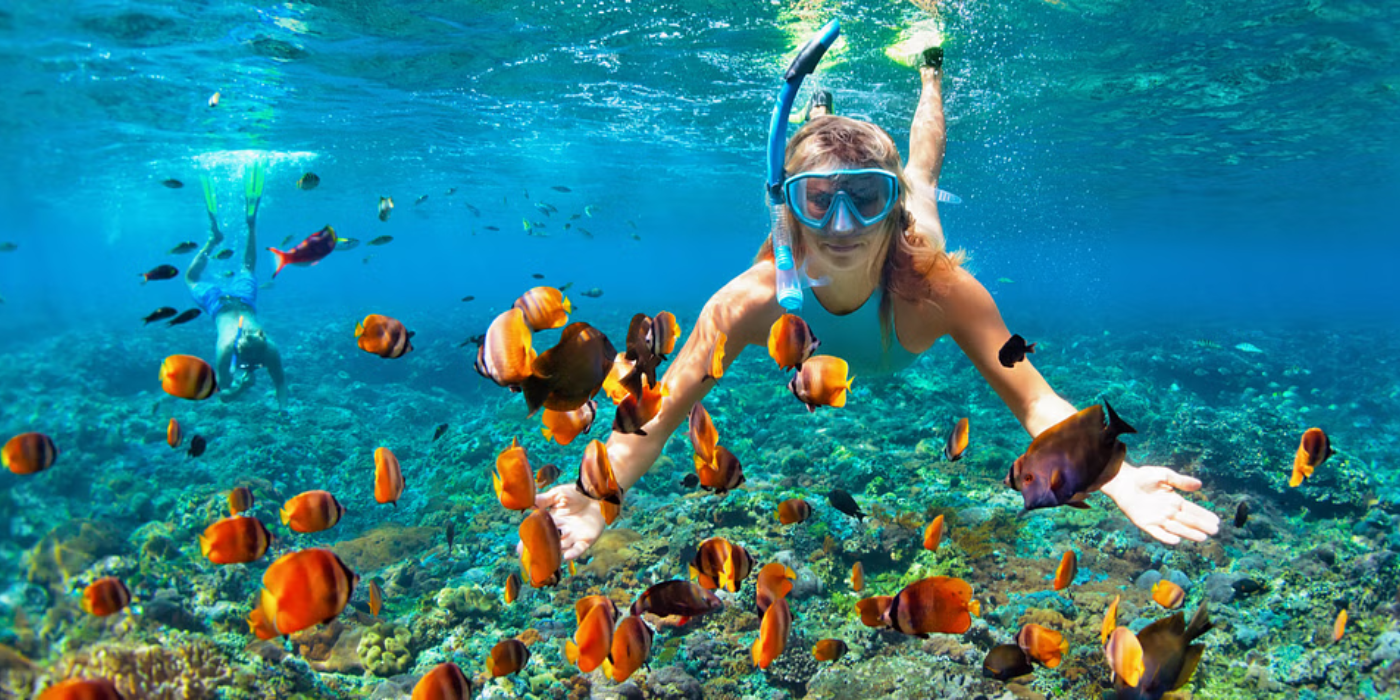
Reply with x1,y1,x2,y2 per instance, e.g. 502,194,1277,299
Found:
1162,518,1208,543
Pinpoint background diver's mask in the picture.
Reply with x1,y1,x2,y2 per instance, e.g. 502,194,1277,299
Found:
783,168,899,234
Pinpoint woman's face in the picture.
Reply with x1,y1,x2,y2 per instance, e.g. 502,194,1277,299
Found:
794,172,896,275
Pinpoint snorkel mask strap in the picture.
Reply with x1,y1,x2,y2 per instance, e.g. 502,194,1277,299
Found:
766,18,842,312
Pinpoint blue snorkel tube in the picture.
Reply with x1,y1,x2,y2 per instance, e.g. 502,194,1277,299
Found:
767,18,841,312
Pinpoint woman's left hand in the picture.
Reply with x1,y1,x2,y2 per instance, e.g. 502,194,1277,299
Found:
1102,464,1220,545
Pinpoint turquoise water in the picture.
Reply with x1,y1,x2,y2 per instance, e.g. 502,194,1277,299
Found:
2,1,1399,698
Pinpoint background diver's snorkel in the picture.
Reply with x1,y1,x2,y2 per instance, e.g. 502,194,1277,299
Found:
767,18,842,312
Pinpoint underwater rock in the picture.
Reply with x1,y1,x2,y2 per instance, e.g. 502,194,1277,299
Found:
805,651,976,699
1372,632,1400,665
435,584,496,619
332,523,436,571
25,519,126,588
576,528,643,579
1134,570,1163,590
644,665,702,700
142,588,206,632
359,622,415,677
367,677,413,699
310,626,365,675
1205,572,1245,604
591,681,645,700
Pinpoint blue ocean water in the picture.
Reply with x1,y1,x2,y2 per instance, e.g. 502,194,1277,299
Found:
2,0,1400,698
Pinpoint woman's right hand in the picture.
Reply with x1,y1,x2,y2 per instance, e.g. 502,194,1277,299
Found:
533,484,607,561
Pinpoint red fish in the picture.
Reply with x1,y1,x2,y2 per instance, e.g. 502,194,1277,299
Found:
280,490,346,533
82,577,132,617
608,614,655,682
1053,551,1078,591
248,548,358,638
857,576,980,637
160,355,217,400
167,418,183,448
37,679,126,700
752,597,792,669
410,662,471,700
777,498,811,525
267,225,337,278
924,514,945,552
374,447,406,507
3,432,58,475
199,516,272,564
1290,427,1334,487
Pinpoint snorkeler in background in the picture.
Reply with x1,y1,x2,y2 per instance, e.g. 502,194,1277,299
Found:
529,42,1221,560
184,161,288,411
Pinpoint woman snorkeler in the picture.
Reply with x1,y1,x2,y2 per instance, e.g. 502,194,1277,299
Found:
531,46,1220,560
185,161,288,412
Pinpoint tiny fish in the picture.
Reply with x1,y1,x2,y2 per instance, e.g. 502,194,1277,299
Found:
465,204,480,217
630,232,641,241
461,295,475,302
415,195,429,205
1234,501,1249,528
578,227,593,238
433,423,449,441
0,242,17,252
208,91,220,108
580,287,603,298
143,307,179,324
363,255,373,264
484,225,500,232
167,308,202,326
446,518,456,556
627,220,637,228
378,196,394,222
945,417,970,461
168,241,199,255
187,435,207,458
445,187,457,195
531,273,545,279
552,185,571,193
1334,608,1347,642
682,473,699,488
335,237,360,251
296,172,320,190
998,333,1035,368
214,249,234,260
535,462,561,490
570,213,582,220
162,179,184,189
280,235,294,247
368,236,393,246
368,580,384,617
585,205,597,217
140,264,179,283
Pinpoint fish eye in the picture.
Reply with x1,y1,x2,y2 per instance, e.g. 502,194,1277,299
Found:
1023,474,1034,484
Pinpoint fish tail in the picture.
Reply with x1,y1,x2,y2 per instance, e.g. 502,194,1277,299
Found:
564,639,580,665
198,533,211,558
266,247,290,278
1184,602,1213,641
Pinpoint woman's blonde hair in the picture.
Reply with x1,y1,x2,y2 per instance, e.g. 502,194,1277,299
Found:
756,115,964,349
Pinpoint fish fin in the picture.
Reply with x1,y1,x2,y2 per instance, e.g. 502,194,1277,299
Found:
969,600,981,617
541,427,553,442
831,388,847,408
1184,602,1213,641
1050,469,1064,492
565,639,579,665
1102,400,1138,436
1171,644,1207,691
521,377,550,418
1066,500,1091,510
601,656,615,681
198,534,211,558
354,321,365,338
279,506,291,526
266,248,290,278
1026,342,1037,354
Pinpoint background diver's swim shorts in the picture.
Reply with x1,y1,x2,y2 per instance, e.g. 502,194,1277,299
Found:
190,270,258,317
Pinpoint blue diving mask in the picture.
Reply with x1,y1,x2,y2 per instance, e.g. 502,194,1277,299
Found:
783,168,899,233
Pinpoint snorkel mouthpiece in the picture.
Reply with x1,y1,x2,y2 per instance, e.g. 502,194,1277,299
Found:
767,18,842,312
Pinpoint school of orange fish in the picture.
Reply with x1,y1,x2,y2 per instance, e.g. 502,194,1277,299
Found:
1,279,1347,700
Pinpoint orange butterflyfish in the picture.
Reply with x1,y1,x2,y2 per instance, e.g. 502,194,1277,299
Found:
696,445,745,496
37,679,126,700
601,352,635,405
608,614,655,682
503,571,522,604
1333,608,1347,642
776,498,812,525
518,508,562,588
611,374,668,435
1016,623,1069,668
374,446,406,507
493,437,536,511
160,354,217,400
704,330,727,382
541,400,597,446
474,308,537,389
1101,594,1121,644
368,579,384,617
851,562,865,592
534,462,562,490
228,485,255,515
755,562,796,615
690,537,756,593
650,310,682,358
752,597,792,669
1104,626,1145,687
410,662,472,700
354,313,414,359
688,402,719,467
767,314,820,371
1053,550,1078,591
251,548,357,638
1290,427,1335,487
279,490,346,533
166,418,183,448
788,355,852,412
199,516,272,565
944,417,969,461
812,638,848,662
1152,579,1185,609
3,432,58,475
487,638,530,678
575,439,623,507
856,576,980,637
81,577,131,617
565,597,617,673
513,286,572,331
923,514,945,552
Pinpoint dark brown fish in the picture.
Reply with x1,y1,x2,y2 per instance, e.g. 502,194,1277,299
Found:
460,295,475,302
1234,501,1249,528
214,249,234,260
187,435,207,458
162,179,184,189
998,333,1036,368
983,644,1034,681
620,313,660,397
828,489,865,520
532,273,545,279
167,308,202,326
144,306,179,324
630,580,722,619
1005,402,1136,511
168,241,198,254
140,264,179,283
520,322,617,416
433,423,449,441
535,462,562,490
1113,604,1213,700
580,287,603,298
296,173,320,190
486,638,530,678
446,519,456,557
